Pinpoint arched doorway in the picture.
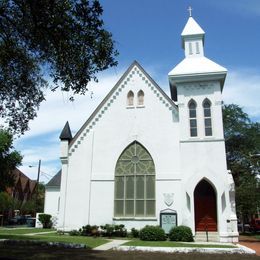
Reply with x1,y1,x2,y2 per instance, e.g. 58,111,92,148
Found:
194,179,217,231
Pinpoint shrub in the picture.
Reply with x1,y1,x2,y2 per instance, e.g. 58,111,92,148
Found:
69,230,80,236
169,225,194,242
100,224,127,237
139,225,166,241
114,224,127,237
131,228,139,238
100,224,114,237
38,214,52,228
80,225,99,236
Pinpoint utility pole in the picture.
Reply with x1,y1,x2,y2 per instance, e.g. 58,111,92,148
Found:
35,159,41,216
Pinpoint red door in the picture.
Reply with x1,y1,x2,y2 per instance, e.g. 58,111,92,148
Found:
194,180,217,231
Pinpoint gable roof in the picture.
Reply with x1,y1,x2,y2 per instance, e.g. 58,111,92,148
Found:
45,170,61,188
9,168,36,193
29,180,37,193
12,168,29,191
69,60,177,147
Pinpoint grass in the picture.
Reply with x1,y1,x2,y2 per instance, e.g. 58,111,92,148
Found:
0,227,54,235
123,240,237,248
254,235,260,240
0,228,109,249
0,234,108,248
0,228,239,249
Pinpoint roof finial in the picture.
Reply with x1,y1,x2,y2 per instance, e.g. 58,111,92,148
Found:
188,6,192,17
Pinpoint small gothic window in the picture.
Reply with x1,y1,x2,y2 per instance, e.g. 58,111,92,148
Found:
189,42,193,55
137,90,144,106
196,42,200,54
127,91,134,106
189,100,197,137
203,99,212,136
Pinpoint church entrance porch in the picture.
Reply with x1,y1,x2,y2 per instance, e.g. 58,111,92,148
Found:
194,180,217,232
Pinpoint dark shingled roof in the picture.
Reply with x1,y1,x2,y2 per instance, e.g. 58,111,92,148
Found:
46,170,61,188
59,121,72,141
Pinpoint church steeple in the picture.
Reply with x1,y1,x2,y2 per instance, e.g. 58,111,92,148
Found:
168,11,227,101
181,14,205,58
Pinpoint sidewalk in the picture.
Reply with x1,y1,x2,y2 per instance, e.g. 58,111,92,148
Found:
94,239,129,250
239,235,260,256
24,231,56,236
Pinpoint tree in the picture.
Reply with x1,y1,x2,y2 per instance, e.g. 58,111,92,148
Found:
0,192,12,214
223,104,260,222
0,129,23,191
0,0,118,134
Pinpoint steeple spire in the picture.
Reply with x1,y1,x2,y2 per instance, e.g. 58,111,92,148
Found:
181,16,205,57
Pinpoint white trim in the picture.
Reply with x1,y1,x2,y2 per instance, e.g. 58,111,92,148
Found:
180,138,225,143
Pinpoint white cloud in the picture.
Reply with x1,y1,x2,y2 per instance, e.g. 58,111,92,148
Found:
223,68,260,120
19,69,124,139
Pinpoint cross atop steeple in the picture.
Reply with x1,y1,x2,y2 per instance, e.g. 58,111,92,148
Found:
187,6,192,17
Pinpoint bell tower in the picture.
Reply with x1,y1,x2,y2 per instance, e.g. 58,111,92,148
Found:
168,11,238,242
168,11,227,141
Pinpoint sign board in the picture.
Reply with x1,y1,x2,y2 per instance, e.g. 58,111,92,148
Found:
160,212,177,234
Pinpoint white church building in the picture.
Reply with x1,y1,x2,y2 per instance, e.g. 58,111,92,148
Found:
44,14,239,242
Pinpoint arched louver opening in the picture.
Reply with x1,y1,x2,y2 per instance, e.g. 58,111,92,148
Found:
203,99,212,136
188,99,197,137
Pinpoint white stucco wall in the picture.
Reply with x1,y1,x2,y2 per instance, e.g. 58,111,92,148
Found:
44,187,60,227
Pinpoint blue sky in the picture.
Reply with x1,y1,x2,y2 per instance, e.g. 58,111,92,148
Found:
14,0,260,182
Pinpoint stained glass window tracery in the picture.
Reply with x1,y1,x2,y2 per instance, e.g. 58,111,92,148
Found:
114,141,155,217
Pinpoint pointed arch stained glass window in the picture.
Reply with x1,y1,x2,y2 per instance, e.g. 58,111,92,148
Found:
203,99,212,136
189,99,197,137
114,141,155,217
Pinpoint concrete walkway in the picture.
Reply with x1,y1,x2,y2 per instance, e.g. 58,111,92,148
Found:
24,231,56,236
94,239,129,251
94,239,255,255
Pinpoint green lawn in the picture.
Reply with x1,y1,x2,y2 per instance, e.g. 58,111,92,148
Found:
0,228,109,249
255,235,260,240
0,228,54,235
123,240,237,248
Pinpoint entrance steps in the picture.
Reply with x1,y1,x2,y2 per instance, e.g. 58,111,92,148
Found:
195,232,219,242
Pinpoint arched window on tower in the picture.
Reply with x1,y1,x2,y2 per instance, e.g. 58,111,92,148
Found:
137,90,144,106
127,91,134,106
189,99,197,137
114,141,155,218
203,99,212,136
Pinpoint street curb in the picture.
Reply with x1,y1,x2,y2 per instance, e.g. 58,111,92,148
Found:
116,245,256,254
